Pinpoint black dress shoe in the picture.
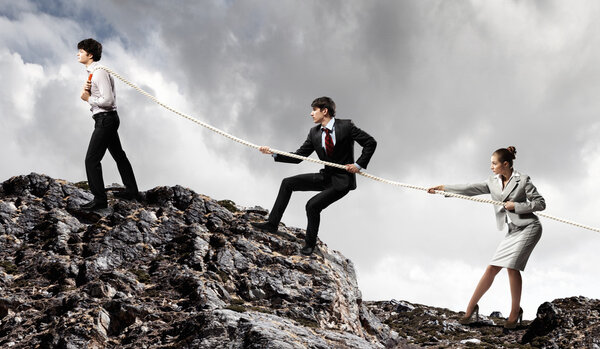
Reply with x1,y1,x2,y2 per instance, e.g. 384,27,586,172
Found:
80,200,108,210
113,191,139,201
300,244,316,256
251,221,278,234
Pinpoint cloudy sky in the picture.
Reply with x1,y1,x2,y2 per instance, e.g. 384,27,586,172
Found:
2,0,600,320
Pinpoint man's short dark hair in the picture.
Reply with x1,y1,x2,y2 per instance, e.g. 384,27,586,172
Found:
311,96,336,118
77,38,102,62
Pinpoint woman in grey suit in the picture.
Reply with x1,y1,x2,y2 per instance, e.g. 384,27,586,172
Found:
428,146,545,329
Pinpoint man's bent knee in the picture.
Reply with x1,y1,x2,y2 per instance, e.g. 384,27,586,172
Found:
305,199,324,215
281,177,296,190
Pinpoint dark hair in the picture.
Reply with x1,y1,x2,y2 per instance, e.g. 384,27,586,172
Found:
494,146,517,168
77,38,102,61
311,96,336,118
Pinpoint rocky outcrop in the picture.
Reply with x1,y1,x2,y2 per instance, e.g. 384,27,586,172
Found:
367,297,600,348
366,300,529,348
1,173,598,348
0,173,404,348
522,296,600,348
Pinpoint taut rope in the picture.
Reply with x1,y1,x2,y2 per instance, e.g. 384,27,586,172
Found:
91,65,600,233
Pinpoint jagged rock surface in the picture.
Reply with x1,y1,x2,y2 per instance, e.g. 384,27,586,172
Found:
366,298,600,348
2,173,599,349
366,300,527,348
0,173,405,349
522,296,600,348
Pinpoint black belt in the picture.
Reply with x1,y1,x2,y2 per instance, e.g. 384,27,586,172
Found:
92,110,117,119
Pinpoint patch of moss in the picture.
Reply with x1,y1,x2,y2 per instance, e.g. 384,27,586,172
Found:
225,304,246,313
74,181,90,190
216,270,230,283
291,317,319,329
0,261,18,274
144,288,161,298
230,298,245,305
131,269,151,283
144,288,162,298
217,200,238,213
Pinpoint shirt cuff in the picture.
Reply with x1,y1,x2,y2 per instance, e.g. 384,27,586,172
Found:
354,163,362,170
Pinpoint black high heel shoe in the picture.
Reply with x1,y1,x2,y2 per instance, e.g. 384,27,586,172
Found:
504,307,523,329
459,304,479,325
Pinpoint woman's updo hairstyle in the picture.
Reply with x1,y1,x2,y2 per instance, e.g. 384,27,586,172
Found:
494,146,517,168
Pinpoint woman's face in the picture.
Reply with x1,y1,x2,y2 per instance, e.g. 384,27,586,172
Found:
490,154,509,175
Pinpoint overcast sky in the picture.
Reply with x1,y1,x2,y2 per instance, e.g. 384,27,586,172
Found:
1,0,600,320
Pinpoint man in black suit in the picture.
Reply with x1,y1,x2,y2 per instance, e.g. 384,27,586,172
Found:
253,97,377,255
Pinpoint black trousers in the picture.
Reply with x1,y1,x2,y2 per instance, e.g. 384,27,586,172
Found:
85,111,138,203
267,173,350,247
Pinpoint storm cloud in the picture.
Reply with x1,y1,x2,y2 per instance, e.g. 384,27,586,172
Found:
1,0,599,319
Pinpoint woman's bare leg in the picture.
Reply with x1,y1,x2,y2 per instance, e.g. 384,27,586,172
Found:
507,268,522,322
464,265,502,316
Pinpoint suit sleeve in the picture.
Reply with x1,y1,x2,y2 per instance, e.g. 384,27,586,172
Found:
513,176,546,214
444,182,490,196
351,122,377,169
274,132,315,164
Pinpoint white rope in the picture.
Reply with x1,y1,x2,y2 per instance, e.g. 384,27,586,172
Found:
91,65,600,234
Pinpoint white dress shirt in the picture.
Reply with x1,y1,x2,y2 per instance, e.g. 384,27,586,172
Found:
86,62,117,115
320,118,337,147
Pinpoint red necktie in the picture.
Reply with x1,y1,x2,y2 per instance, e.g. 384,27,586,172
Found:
323,128,334,157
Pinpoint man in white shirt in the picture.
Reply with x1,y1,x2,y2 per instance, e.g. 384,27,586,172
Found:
77,38,139,210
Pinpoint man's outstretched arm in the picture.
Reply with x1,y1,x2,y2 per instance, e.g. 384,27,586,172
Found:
259,132,315,164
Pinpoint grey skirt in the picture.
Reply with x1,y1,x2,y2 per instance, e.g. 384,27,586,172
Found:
490,220,542,271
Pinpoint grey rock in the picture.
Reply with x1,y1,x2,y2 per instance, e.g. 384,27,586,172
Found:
489,311,503,318
191,309,385,349
522,296,600,348
1,173,594,349
391,299,416,313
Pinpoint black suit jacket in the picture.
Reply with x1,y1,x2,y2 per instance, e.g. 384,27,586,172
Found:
274,118,377,190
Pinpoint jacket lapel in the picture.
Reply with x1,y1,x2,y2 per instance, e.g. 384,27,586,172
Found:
313,126,326,159
331,120,346,157
501,175,520,202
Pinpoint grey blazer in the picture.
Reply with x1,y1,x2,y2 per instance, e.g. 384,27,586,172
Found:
445,171,546,230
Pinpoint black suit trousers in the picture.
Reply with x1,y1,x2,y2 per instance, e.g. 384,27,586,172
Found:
268,172,350,247
85,111,138,202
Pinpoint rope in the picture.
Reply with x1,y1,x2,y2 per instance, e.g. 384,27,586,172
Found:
91,65,600,234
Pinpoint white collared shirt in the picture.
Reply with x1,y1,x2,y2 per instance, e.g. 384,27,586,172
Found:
86,62,117,115
320,118,336,148
496,170,521,224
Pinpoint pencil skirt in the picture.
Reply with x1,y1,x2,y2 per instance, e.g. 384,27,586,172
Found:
490,220,542,271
